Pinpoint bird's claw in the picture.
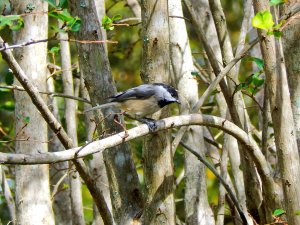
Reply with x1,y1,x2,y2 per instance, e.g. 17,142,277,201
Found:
140,118,157,132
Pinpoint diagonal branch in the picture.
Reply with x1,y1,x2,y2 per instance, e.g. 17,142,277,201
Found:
0,37,114,225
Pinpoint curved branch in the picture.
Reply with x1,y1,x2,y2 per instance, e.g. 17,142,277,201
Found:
0,114,270,179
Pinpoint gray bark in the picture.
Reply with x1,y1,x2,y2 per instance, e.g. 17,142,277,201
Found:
141,0,175,224
47,74,72,225
58,17,85,225
69,1,143,224
253,1,300,224
281,1,300,153
169,0,214,224
12,1,54,224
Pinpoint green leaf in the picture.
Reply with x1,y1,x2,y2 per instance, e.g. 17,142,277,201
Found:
191,71,200,76
273,208,285,217
273,30,282,38
102,15,114,30
50,25,66,33
58,0,68,9
270,0,285,6
23,116,30,124
235,83,248,92
0,101,14,111
5,71,14,85
248,57,264,70
49,9,73,22
252,11,274,31
112,14,122,21
253,77,264,87
63,183,70,189
49,9,81,32
67,17,81,32
43,0,57,8
49,46,60,54
0,15,24,31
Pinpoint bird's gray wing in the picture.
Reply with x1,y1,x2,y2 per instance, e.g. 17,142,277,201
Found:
108,84,156,102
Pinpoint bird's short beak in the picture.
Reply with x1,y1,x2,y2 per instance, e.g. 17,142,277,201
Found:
176,99,181,104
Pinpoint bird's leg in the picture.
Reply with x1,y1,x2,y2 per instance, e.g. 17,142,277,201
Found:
138,118,157,132
123,113,157,132
113,114,129,139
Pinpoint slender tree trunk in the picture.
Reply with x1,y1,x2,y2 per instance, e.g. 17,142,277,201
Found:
281,1,300,153
185,0,252,223
12,1,54,224
47,74,72,225
141,0,175,224
57,16,85,225
69,1,143,224
252,1,300,224
126,0,141,18
0,166,16,224
169,0,214,224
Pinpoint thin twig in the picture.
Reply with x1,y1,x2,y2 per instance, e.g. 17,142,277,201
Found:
0,85,91,104
0,38,118,52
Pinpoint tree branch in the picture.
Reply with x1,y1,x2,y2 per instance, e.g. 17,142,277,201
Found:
0,85,91,104
0,37,118,52
0,37,114,225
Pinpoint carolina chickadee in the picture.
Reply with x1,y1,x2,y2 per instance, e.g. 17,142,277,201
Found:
85,83,180,130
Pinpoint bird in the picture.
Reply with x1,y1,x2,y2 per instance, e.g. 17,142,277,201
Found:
84,83,180,131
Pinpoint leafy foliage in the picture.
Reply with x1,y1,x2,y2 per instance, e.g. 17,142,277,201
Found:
49,45,60,54
269,0,285,6
235,57,265,95
0,15,24,31
44,0,68,9
252,11,274,31
252,10,285,38
49,9,81,32
273,208,285,217
102,14,122,31
44,0,80,32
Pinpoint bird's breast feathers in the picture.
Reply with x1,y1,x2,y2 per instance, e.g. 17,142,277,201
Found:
119,96,160,118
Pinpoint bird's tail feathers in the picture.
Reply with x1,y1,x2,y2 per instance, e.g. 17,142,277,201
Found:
83,102,118,113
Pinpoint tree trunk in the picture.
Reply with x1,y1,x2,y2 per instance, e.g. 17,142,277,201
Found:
141,0,175,224
47,74,72,225
252,1,300,224
169,0,214,224
12,1,54,224
69,1,143,224
281,1,300,153
58,16,85,225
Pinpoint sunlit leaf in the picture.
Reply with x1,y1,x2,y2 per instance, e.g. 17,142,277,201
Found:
112,14,122,21
49,9,73,22
248,57,264,70
252,11,274,31
67,17,81,32
49,46,60,54
0,15,24,31
58,0,68,9
191,71,200,76
43,0,57,8
102,15,115,30
23,116,30,124
270,0,285,6
273,208,285,217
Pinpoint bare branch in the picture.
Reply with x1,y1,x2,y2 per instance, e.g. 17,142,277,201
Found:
0,37,114,225
0,85,91,104
0,38,118,52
